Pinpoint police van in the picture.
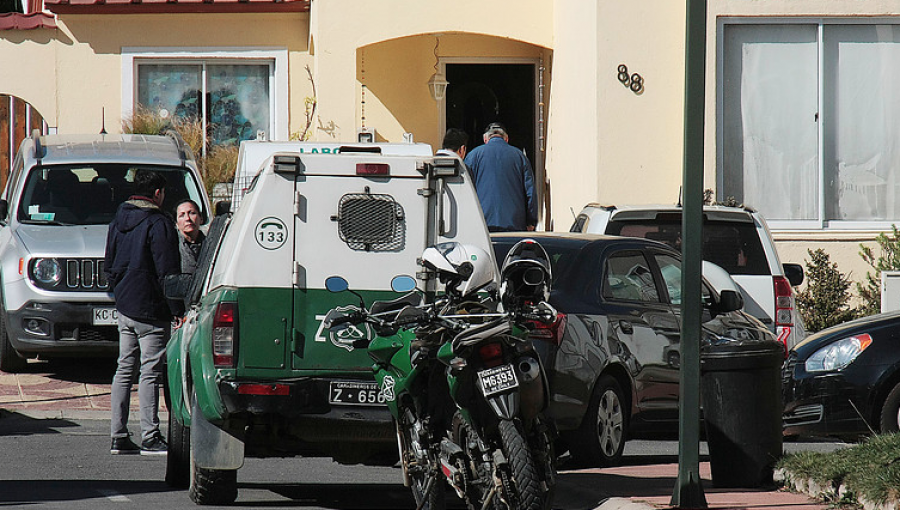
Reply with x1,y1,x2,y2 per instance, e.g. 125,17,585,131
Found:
165,140,495,505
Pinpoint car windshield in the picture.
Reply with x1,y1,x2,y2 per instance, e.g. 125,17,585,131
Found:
605,217,770,276
16,165,206,226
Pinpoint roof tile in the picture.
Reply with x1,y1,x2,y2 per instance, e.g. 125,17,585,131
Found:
45,0,309,13
0,12,57,30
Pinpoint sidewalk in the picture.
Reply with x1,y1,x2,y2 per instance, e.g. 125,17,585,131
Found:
558,462,830,510
0,360,831,510
0,358,153,420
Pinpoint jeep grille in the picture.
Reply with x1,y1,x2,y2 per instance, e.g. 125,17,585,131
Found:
64,258,108,291
335,193,405,252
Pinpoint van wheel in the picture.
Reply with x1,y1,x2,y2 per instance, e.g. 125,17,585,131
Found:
188,392,237,505
567,375,626,467
879,383,900,434
165,410,190,488
0,307,27,373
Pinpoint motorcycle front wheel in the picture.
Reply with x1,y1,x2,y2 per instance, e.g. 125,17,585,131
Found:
398,415,445,510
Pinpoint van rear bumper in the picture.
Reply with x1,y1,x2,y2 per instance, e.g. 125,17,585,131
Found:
219,378,391,419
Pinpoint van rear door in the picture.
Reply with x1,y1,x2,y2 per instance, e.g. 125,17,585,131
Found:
288,153,432,373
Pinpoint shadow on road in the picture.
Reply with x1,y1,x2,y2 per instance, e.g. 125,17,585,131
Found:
18,357,118,384
0,409,81,435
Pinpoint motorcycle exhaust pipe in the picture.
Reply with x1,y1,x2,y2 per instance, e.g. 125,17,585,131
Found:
517,357,541,383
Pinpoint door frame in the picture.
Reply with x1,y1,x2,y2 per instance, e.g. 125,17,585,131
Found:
438,57,545,226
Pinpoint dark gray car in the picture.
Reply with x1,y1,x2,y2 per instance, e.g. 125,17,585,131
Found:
492,232,776,466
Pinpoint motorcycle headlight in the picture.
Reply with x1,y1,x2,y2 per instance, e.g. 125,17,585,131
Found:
805,333,872,372
32,258,62,285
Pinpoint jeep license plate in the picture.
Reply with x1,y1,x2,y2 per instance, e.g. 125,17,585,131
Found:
329,381,385,406
92,307,118,326
478,364,519,397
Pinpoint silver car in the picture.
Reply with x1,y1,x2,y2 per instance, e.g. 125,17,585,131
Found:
0,132,210,372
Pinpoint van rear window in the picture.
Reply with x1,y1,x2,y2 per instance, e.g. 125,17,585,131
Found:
605,218,770,276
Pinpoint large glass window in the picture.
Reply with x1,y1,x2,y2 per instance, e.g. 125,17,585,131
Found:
721,22,900,229
136,61,271,147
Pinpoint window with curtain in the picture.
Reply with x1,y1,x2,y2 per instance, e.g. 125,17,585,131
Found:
721,23,900,228
136,61,271,147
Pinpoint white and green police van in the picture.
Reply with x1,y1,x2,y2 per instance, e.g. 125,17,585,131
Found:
165,140,495,505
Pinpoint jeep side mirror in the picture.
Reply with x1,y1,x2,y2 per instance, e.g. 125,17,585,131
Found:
783,263,804,287
0,199,8,222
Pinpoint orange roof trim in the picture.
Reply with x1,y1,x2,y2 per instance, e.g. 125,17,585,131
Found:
45,0,309,14
0,12,57,30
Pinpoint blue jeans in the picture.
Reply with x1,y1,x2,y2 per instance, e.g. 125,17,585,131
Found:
111,313,169,443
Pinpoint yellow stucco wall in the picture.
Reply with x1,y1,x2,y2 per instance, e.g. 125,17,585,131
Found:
0,13,310,134
310,0,553,147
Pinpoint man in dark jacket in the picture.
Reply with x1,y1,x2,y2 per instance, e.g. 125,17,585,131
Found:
104,169,183,455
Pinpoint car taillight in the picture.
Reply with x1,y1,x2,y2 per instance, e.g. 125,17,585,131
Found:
528,313,567,346
356,163,389,176
212,302,237,368
478,342,504,368
774,276,794,356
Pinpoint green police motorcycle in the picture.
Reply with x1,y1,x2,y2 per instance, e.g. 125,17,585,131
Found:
324,240,557,510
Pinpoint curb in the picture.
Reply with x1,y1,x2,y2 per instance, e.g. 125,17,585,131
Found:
594,497,657,510
776,468,898,510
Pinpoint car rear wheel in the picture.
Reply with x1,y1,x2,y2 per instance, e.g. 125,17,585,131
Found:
879,383,900,433
568,375,626,467
165,410,190,488
0,305,27,373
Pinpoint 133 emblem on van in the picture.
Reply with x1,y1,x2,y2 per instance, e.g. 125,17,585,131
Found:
315,306,374,352
255,217,288,250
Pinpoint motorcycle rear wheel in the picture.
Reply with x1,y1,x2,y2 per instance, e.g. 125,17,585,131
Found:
498,419,545,510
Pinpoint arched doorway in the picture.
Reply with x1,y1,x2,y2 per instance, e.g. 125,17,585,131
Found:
1,95,49,190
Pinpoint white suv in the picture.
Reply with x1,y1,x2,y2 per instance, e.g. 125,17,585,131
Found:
570,203,806,351
0,131,210,372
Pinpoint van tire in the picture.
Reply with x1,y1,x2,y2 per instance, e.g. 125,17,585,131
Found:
165,411,190,488
188,392,238,505
0,305,27,373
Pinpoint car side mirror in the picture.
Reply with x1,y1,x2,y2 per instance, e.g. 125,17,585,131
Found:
164,273,193,300
715,289,743,314
783,263,804,287
0,199,8,222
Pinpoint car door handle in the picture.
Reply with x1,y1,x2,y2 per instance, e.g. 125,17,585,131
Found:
619,320,634,334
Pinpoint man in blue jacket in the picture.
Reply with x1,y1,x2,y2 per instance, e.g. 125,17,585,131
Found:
464,122,537,232
105,169,184,455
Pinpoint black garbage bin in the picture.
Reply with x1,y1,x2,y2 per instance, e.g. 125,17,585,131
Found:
700,340,783,488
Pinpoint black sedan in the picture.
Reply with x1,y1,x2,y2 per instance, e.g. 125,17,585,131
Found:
783,311,900,441
492,232,776,466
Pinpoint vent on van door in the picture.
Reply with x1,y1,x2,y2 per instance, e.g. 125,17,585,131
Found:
335,193,405,251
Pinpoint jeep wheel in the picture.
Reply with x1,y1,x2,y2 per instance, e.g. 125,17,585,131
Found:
0,307,27,373
165,411,190,488
188,392,237,505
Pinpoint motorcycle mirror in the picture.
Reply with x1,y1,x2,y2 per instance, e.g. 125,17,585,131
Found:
391,275,417,293
325,276,349,293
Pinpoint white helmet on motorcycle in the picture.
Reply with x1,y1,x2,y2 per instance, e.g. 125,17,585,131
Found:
500,239,552,309
421,242,495,298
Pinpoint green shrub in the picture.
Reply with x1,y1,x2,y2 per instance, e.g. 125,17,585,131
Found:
796,249,857,333
857,225,900,317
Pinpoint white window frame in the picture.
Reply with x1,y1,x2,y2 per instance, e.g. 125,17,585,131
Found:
122,47,288,142
716,18,900,231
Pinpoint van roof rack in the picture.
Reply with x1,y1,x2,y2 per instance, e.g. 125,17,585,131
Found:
31,129,44,165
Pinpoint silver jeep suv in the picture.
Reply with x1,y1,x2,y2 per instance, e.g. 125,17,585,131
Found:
570,203,806,352
0,132,210,372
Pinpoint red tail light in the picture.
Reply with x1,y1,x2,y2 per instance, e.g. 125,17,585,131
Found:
478,342,504,368
528,314,567,346
356,163,390,176
212,302,237,368
774,276,794,356
237,383,289,396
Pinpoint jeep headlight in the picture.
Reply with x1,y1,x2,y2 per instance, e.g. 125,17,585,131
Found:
32,258,62,285
805,334,872,372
